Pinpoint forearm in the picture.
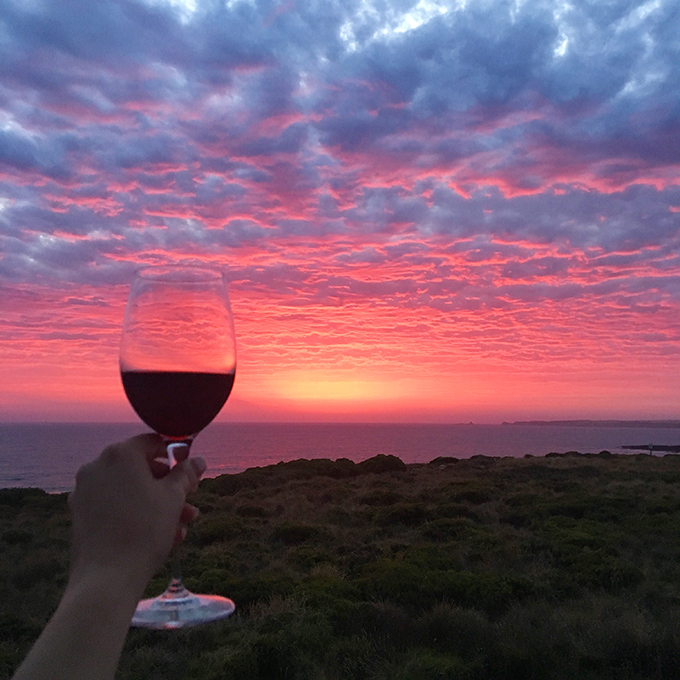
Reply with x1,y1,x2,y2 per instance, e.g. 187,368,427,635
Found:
12,570,143,680
11,438,204,680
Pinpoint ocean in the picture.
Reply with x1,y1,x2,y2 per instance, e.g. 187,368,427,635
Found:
1,421,680,493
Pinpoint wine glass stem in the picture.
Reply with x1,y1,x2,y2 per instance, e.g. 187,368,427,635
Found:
171,550,183,583
165,440,192,591
166,439,192,468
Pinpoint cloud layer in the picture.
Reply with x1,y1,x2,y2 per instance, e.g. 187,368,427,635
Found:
1,0,679,420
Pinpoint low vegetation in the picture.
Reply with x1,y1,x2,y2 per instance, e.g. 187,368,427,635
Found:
4,451,680,679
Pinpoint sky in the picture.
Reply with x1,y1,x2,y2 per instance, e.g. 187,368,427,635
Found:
1,0,679,423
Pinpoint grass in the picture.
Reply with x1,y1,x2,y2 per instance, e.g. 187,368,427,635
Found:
4,451,680,678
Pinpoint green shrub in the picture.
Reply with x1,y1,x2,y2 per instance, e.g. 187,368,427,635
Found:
434,503,480,521
374,503,428,527
358,559,424,604
358,490,404,506
429,457,459,466
499,513,531,528
189,568,234,597
6,453,680,680
357,455,407,474
187,645,259,680
225,572,298,607
451,489,490,504
329,633,382,680
417,604,491,658
382,649,469,680
2,529,33,545
0,488,48,508
299,572,358,604
191,516,244,546
13,555,65,590
236,504,269,518
429,571,535,613
421,518,478,541
272,522,321,545
0,613,43,642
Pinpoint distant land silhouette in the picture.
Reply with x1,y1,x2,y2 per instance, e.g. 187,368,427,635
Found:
622,444,680,453
504,420,680,428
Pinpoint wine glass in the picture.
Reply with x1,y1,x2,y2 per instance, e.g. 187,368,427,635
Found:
119,264,236,629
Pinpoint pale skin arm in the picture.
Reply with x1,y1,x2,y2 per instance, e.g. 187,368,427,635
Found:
12,434,206,680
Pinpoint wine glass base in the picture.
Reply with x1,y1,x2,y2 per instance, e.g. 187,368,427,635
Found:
131,579,235,629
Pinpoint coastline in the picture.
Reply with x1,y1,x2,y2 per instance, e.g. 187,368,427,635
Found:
4,451,680,678
505,419,680,428
3,421,680,493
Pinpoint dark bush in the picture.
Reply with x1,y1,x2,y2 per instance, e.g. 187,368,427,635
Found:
189,568,235,597
387,649,468,680
418,603,491,657
547,501,587,520
375,503,428,527
202,474,254,495
0,488,47,508
236,504,269,518
421,518,477,541
469,455,494,465
13,556,64,590
191,516,243,546
358,559,424,605
434,503,480,521
573,465,602,479
357,455,407,474
506,493,541,507
430,571,535,613
2,529,33,545
336,600,414,649
587,563,645,592
272,523,320,545
499,513,531,529
359,490,404,506
273,457,359,480
452,489,491,504
0,613,43,641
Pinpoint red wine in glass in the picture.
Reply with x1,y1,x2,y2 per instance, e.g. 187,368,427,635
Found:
119,265,237,628
121,370,235,440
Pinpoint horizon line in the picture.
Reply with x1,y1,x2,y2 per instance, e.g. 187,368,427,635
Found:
2,419,680,427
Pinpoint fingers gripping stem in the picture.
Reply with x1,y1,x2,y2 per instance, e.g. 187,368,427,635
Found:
166,441,191,469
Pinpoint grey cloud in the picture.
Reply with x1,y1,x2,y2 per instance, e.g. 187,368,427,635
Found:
416,184,680,251
236,123,308,157
0,0,678,317
335,247,386,264
194,176,247,203
0,127,75,178
342,186,429,232
1,0,178,62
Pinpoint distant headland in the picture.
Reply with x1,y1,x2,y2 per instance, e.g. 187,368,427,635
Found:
503,420,680,428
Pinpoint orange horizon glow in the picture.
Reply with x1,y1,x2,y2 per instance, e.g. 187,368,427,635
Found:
1,280,679,424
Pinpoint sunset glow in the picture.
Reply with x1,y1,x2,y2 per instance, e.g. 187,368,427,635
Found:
1,0,679,423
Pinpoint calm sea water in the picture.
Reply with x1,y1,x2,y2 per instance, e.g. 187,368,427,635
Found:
1,422,679,493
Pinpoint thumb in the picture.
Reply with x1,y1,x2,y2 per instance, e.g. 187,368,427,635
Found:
164,457,207,495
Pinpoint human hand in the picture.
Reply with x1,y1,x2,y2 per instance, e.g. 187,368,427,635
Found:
68,434,206,597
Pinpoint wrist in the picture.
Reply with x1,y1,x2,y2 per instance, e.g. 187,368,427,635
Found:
67,562,151,612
